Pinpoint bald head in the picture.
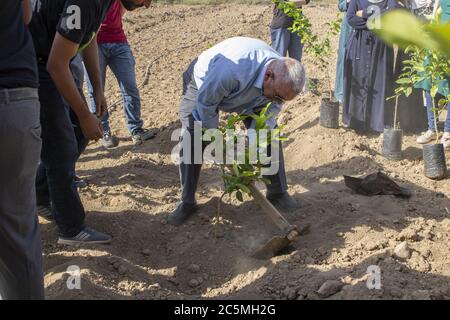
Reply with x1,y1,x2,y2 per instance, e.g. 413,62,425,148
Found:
263,57,306,102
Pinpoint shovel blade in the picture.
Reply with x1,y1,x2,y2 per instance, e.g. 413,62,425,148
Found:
252,236,292,260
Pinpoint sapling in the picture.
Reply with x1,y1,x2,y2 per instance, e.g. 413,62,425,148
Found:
386,47,417,130
273,0,341,101
375,10,450,140
203,104,286,217
398,45,450,143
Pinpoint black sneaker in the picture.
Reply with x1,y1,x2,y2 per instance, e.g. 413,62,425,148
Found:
132,128,156,145
37,205,54,221
58,226,112,245
167,202,197,226
266,192,300,212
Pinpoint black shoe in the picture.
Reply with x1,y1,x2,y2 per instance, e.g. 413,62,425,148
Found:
266,192,300,212
58,226,112,245
167,202,197,226
37,205,54,221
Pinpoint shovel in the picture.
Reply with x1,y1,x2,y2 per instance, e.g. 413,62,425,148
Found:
248,183,300,259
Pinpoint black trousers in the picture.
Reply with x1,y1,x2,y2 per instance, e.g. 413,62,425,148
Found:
178,60,288,204
34,63,86,237
35,57,88,213
0,88,44,299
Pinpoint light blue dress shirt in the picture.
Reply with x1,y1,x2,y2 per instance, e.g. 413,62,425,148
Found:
192,37,283,129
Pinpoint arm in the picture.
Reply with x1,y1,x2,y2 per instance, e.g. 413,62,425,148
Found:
47,33,103,140
193,63,239,129
347,0,369,30
81,38,107,118
21,0,32,25
119,0,126,16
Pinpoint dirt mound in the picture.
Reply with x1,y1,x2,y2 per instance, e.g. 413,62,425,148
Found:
40,3,450,300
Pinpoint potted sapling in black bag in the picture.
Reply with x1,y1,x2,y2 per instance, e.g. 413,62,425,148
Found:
315,18,342,128
371,12,450,178
423,92,449,179
417,49,449,179
382,59,415,160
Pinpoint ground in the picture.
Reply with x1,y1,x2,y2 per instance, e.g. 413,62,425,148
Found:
41,3,450,300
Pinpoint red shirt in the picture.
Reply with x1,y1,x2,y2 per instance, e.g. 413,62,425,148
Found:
97,0,127,44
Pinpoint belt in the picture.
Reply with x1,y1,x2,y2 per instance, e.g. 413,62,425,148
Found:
0,87,39,105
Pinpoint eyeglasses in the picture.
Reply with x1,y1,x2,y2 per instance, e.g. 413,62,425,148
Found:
270,73,286,104
273,94,286,104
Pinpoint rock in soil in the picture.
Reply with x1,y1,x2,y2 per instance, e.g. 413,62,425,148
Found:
189,279,200,288
118,265,127,275
317,280,344,298
283,287,298,300
188,264,201,273
393,242,411,260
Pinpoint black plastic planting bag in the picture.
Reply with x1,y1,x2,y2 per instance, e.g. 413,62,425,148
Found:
344,171,411,198
423,144,447,180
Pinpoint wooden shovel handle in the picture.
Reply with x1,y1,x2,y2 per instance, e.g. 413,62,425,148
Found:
248,182,294,233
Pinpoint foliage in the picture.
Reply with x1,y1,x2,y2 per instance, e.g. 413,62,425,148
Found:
369,10,450,59
205,103,286,203
378,11,450,139
273,0,341,100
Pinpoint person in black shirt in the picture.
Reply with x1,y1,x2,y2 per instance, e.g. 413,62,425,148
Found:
270,0,310,62
0,0,44,299
28,0,152,246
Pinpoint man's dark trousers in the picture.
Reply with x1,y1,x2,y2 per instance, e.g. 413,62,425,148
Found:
34,63,86,237
0,87,45,299
35,56,88,223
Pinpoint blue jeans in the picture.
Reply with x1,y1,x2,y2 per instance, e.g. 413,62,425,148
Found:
87,42,143,135
270,27,303,62
425,91,450,132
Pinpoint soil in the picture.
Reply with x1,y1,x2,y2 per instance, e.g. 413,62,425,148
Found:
41,3,450,300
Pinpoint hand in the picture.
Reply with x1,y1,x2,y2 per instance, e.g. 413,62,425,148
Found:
93,90,108,119
356,10,363,17
79,112,103,141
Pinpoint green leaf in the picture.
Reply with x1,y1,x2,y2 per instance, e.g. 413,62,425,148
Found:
236,191,243,202
431,85,438,98
370,10,440,52
371,10,450,59
405,87,413,97
438,98,449,108
232,161,239,176
236,183,251,194
395,78,412,84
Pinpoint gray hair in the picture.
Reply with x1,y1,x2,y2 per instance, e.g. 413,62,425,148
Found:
272,57,306,96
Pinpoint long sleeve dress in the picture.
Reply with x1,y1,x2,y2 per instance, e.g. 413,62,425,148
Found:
334,0,353,103
343,0,398,133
